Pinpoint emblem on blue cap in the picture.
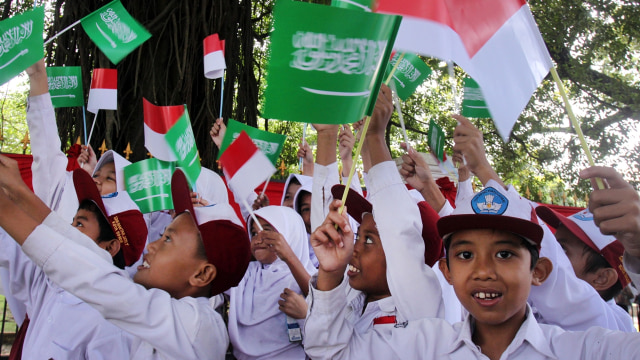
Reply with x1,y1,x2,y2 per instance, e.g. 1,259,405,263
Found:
472,188,508,215
572,210,593,221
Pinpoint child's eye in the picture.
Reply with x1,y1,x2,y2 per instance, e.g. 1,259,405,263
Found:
456,251,473,260
496,251,513,259
164,235,171,243
250,231,258,238
364,236,374,244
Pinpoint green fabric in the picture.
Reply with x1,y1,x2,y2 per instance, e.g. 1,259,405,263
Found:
428,120,445,162
165,107,201,187
385,52,431,101
218,119,286,165
331,0,372,11
124,158,176,213
81,0,151,65
46,66,84,108
262,0,400,124
462,77,492,118
0,6,44,86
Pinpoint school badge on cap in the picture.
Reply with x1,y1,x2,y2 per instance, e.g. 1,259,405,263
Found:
471,188,508,215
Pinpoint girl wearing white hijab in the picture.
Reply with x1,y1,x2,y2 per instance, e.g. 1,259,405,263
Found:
228,206,317,360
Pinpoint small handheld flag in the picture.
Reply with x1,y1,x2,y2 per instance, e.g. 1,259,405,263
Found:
462,77,491,118
124,158,176,213
219,131,276,204
164,106,201,187
385,52,431,101
428,120,445,162
0,6,45,86
46,66,84,108
143,98,182,162
218,119,286,166
81,0,151,65
87,68,117,113
203,34,226,79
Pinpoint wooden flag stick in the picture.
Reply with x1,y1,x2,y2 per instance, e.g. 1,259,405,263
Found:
86,112,99,147
44,19,82,46
338,115,371,216
447,61,460,113
219,72,225,119
389,81,410,149
298,123,308,173
82,106,88,145
384,53,405,86
259,177,271,198
241,197,263,232
550,65,604,189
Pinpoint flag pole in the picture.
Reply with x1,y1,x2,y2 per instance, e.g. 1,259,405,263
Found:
389,81,410,150
241,197,263,232
298,123,308,173
219,72,225,119
447,61,460,113
82,106,88,145
44,19,82,46
549,65,604,190
87,112,98,146
337,54,405,216
259,177,271,198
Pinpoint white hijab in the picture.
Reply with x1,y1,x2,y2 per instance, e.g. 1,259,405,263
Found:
228,206,316,359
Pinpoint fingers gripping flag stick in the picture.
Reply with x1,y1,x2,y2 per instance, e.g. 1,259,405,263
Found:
219,131,276,218
86,68,117,145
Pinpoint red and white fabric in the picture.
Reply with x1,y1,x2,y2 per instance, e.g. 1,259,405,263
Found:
203,34,226,79
87,68,117,113
142,98,182,161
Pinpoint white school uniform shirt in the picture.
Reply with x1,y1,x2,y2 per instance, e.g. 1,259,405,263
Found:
21,222,229,360
623,253,640,297
0,212,132,359
306,277,640,359
304,161,445,359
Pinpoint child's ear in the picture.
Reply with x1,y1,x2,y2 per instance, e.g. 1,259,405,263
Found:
190,263,217,289
438,258,453,285
531,257,553,286
102,238,121,258
590,267,619,292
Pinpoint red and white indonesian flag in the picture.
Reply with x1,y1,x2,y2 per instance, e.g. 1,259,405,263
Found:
87,68,117,113
143,98,182,161
203,33,226,79
219,131,276,202
375,0,552,141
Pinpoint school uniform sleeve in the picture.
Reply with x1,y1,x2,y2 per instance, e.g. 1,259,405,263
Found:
438,199,454,217
303,275,355,360
623,253,640,288
21,224,228,360
367,161,444,321
544,323,640,359
455,178,474,205
528,212,635,331
26,93,71,208
311,162,340,233
342,175,364,196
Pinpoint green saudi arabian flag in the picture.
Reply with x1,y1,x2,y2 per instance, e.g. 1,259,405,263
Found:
81,0,151,65
46,66,84,108
0,6,44,86
262,0,401,124
218,119,286,166
331,0,372,11
385,52,431,101
428,120,445,162
164,106,201,187
462,77,491,118
124,158,175,213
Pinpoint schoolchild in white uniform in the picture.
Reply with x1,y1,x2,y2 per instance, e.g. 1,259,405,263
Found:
453,114,636,332
227,206,316,359
0,167,145,359
0,165,252,360
304,85,446,359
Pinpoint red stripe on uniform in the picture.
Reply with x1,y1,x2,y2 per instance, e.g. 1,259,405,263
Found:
373,315,396,325
219,131,258,179
90,68,117,89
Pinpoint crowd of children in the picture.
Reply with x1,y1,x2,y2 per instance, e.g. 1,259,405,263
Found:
0,58,639,360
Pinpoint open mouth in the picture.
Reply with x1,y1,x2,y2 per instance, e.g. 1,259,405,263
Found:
347,264,361,275
138,258,150,270
472,291,503,304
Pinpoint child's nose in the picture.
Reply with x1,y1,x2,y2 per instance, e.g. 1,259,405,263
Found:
472,256,497,280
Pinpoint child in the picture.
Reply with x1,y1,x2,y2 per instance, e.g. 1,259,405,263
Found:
227,205,316,359
535,205,635,331
0,161,251,359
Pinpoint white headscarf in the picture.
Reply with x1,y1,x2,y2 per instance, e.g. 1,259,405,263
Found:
280,174,312,206
228,206,316,359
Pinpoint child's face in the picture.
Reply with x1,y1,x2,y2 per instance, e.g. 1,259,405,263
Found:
298,193,312,234
134,212,205,297
93,162,117,196
554,226,594,282
72,209,102,243
442,229,535,328
348,213,390,302
250,217,278,264
282,183,301,208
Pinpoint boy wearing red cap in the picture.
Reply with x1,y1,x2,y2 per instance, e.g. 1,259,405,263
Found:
0,160,251,359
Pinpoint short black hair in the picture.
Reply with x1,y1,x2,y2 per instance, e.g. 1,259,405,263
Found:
582,243,622,301
444,230,539,271
78,200,125,270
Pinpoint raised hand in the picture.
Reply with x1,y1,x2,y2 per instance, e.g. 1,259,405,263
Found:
297,141,314,176
581,166,640,258
452,114,503,187
261,230,297,264
278,288,308,319
78,145,98,174
252,193,270,210
209,118,226,149
399,142,433,193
